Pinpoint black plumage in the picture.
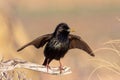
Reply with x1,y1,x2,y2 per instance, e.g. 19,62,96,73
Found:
17,23,95,73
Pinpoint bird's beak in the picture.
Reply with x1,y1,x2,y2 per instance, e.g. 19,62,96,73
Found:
70,28,75,32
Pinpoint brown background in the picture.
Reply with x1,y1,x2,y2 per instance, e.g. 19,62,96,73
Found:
0,0,120,80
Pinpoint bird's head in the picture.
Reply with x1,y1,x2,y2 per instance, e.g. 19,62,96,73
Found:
55,23,70,33
53,23,74,36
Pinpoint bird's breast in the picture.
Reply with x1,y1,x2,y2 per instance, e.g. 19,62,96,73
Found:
44,38,69,60
54,42,62,49
46,38,69,51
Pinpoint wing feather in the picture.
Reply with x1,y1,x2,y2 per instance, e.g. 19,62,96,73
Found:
17,34,52,52
69,34,95,56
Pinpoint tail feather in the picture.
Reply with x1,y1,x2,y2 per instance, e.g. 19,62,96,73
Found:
42,58,53,66
17,43,31,52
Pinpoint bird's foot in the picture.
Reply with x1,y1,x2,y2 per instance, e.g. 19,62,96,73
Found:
45,65,51,73
59,66,64,74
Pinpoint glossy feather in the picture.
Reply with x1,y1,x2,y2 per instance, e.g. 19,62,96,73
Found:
17,23,95,66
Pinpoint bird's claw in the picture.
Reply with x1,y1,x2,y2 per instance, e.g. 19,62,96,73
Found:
45,65,51,72
59,66,64,74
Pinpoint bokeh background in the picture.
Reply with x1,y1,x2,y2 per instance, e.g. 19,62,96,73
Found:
0,0,120,80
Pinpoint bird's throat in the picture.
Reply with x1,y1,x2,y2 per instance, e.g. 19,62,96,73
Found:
57,33,69,42
53,30,70,42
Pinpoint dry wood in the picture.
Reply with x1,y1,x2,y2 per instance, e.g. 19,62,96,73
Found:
0,58,72,75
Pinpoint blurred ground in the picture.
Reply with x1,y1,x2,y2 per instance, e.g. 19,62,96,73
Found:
0,0,120,80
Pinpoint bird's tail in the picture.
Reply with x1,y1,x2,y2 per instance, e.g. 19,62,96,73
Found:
42,58,48,66
17,43,31,52
42,58,53,66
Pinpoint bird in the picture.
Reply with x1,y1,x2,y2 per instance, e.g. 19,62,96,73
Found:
17,23,95,73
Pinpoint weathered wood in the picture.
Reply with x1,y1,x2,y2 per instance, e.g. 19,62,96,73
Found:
0,58,72,75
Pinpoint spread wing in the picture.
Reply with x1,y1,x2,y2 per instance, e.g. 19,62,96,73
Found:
17,34,53,52
69,34,95,57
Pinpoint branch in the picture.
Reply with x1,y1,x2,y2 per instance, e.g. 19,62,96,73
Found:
0,58,72,75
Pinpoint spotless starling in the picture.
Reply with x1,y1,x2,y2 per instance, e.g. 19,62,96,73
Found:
17,23,95,73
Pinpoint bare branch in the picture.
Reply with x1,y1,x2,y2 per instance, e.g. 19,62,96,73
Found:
0,58,72,75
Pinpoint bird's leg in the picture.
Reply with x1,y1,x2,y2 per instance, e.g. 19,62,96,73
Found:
59,60,64,73
46,59,51,72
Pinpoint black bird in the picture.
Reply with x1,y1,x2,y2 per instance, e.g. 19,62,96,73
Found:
17,23,95,73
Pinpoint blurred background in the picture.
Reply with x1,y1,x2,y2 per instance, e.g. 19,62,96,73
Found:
0,0,120,80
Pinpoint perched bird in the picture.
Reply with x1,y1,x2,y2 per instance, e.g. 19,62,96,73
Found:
17,23,95,73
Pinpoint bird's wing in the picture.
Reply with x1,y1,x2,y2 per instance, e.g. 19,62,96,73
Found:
17,34,53,52
69,34,95,57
